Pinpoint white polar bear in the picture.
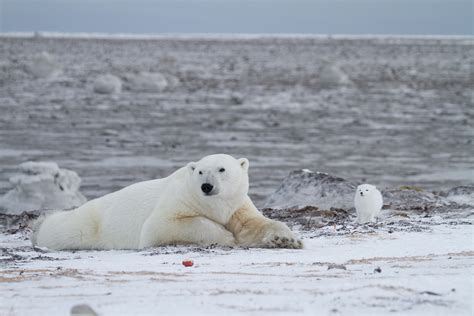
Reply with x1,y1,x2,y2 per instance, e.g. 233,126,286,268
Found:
32,154,302,250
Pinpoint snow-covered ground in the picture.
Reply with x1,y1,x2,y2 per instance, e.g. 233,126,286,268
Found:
1,223,472,315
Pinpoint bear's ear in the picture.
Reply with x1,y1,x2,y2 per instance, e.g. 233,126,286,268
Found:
187,162,197,173
238,158,249,171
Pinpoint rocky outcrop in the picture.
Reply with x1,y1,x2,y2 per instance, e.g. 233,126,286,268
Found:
263,169,473,230
264,170,358,210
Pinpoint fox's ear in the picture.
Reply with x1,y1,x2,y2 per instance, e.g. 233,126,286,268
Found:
238,158,249,171
187,162,197,173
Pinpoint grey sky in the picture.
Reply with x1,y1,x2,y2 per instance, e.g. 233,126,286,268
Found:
1,0,472,35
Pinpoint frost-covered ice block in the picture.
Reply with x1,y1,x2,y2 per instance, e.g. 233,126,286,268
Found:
28,52,61,78
318,59,352,88
264,170,358,210
93,74,122,94
125,72,168,92
0,161,87,214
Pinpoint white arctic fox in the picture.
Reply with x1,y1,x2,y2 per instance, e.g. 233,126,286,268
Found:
354,184,383,224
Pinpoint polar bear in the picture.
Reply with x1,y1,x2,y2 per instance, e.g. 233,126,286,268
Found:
32,154,302,250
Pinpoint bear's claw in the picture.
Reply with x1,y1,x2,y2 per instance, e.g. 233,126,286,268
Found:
267,234,303,249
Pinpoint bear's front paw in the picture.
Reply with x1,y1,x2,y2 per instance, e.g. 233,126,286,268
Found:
220,232,237,247
261,221,303,249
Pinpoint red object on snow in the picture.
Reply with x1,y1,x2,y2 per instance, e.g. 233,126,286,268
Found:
182,260,194,267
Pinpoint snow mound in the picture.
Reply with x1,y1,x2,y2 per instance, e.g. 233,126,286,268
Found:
93,74,122,94
318,60,352,88
125,72,168,92
0,161,87,214
28,52,61,78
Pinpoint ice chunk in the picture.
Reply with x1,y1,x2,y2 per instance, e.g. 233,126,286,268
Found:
125,72,168,92
0,161,87,214
28,52,61,78
93,74,122,94
318,59,352,88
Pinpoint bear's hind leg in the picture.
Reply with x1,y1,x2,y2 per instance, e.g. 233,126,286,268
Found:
34,206,100,250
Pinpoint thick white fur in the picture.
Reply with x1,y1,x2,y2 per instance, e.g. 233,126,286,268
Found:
33,154,302,250
354,184,383,224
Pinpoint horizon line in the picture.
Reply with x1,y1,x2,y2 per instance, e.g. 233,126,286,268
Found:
1,32,473,41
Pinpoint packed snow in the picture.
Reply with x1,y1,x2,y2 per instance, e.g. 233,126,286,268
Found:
1,223,472,315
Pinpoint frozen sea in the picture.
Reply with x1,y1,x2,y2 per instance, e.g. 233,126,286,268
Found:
0,34,472,206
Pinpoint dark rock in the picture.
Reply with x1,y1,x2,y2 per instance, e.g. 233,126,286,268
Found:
0,211,40,233
261,206,351,230
444,185,474,197
327,264,347,270
382,188,451,212
442,185,474,206
70,304,98,316
264,170,358,210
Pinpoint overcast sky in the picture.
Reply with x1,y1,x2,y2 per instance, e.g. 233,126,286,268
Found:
1,0,472,35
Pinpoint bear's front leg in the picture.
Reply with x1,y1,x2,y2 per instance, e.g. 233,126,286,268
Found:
225,197,303,249
139,213,235,249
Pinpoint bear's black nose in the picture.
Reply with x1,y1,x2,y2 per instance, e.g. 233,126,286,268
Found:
360,192,364,196
201,183,214,194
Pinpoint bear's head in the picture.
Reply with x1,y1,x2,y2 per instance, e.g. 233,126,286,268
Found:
187,154,249,200
355,184,378,198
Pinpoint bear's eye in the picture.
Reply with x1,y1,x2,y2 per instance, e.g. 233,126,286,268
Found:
219,168,225,173
366,189,368,191
198,171,203,175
